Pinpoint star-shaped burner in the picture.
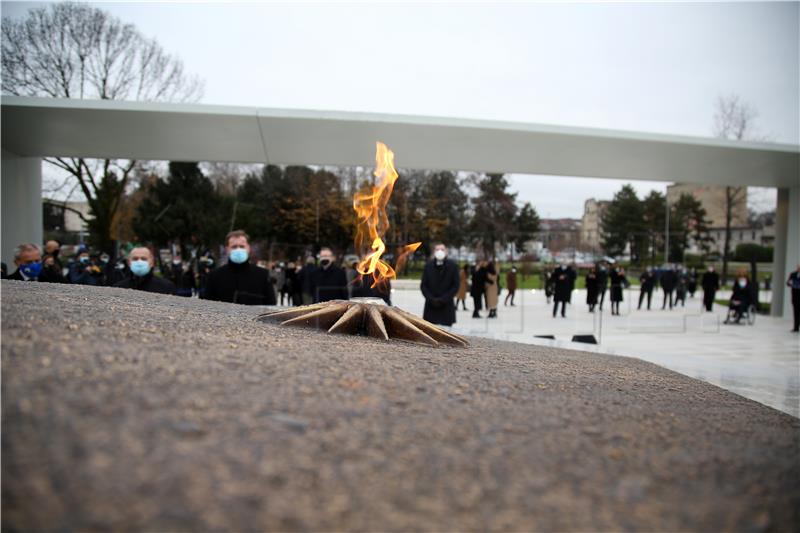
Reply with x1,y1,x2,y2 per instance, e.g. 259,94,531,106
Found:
257,297,468,347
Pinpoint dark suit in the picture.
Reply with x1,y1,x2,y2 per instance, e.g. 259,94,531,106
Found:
701,271,720,312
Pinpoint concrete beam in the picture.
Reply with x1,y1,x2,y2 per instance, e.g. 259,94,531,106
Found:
2,96,798,187
772,187,800,319
1,150,42,266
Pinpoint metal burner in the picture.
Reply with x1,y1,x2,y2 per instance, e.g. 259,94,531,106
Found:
257,300,468,347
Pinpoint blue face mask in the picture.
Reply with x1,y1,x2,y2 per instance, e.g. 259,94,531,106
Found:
79,256,89,264
229,248,248,264
20,262,42,279
130,260,151,277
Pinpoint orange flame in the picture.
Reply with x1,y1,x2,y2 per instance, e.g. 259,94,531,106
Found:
354,142,421,288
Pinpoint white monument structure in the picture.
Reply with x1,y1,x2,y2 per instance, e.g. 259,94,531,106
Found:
2,96,798,317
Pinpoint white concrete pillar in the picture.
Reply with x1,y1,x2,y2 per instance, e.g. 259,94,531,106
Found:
1,149,42,267
772,186,800,319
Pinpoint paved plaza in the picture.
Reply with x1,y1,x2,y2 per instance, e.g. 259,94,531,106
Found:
391,281,800,418
2,280,798,531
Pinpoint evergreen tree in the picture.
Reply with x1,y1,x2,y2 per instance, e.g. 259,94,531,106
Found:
133,162,231,253
469,173,519,258
669,193,713,262
513,202,541,253
642,190,666,264
601,184,646,262
415,171,469,252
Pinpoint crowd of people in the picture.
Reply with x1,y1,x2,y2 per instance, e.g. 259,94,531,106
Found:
5,233,800,333
2,231,392,308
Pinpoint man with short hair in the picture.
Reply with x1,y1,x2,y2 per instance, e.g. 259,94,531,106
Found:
114,247,175,294
8,243,63,283
203,230,276,305
311,247,349,303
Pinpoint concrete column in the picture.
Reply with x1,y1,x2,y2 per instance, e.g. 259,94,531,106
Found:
772,186,800,319
2,149,42,267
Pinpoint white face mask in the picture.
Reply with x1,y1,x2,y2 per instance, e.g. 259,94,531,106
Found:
738,278,747,287
434,250,446,261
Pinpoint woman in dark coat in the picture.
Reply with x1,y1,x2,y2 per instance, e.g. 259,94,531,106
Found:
585,267,599,312
609,266,629,316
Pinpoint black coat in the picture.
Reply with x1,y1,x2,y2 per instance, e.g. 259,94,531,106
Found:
470,267,486,298
660,270,677,292
298,264,318,296
639,271,656,291
788,271,800,304
169,263,196,296
585,272,598,304
550,267,576,303
203,262,277,305
421,259,460,326
609,269,628,302
731,281,753,307
596,268,609,291
114,272,176,295
311,265,349,303
702,271,720,292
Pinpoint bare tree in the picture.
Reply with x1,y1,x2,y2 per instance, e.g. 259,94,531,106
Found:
712,94,757,284
2,2,203,252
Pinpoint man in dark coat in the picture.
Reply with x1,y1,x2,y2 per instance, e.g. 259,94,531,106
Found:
420,243,460,326
470,261,486,318
311,247,349,303
660,265,677,310
638,267,656,310
297,255,318,305
701,265,720,312
725,274,753,324
203,230,277,305
7,243,64,283
168,254,196,297
550,263,576,318
585,267,599,312
114,246,176,295
596,263,609,311
786,264,800,332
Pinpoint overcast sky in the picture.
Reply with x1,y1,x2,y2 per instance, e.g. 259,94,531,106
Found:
3,1,797,217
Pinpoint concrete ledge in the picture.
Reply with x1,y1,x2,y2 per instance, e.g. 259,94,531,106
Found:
2,281,798,531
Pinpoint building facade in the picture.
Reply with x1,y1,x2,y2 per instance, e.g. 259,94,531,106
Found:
580,198,610,253
666,183,748,228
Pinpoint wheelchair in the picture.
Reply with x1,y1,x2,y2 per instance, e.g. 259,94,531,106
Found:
724,303,757,325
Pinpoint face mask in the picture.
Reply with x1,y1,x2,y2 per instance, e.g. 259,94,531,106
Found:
738,278,746,287
79,256,89,264
100,255,109,264
20,262,42,279
320,258,331,268
511,268,517,273
172,260,181,265
130,260,151,277
434,250,446,261
229,248,248,264
51,250,59,259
